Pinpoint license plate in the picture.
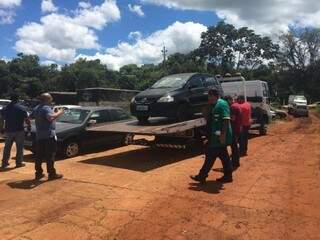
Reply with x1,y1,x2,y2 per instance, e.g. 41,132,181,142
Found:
24,141,33,147
136,105,148,111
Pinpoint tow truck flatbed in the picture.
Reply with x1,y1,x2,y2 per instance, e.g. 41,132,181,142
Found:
88,117,207,136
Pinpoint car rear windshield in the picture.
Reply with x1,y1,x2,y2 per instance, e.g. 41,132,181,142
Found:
151,75,189,89
57,109,91,124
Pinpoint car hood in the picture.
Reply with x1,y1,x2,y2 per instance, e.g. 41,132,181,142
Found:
135,88,178,100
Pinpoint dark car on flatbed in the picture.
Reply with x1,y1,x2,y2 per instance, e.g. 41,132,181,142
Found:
130,73,224,123
24,106,133,158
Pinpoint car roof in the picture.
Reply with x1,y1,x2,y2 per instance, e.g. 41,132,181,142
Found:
166,73,199,78
74,106,124,111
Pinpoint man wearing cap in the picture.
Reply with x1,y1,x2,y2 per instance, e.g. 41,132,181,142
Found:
1,94,29,169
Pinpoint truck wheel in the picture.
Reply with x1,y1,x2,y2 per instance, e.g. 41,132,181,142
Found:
137,115,149,123
176,104,190,122
123,133,134,145
63,140,80,158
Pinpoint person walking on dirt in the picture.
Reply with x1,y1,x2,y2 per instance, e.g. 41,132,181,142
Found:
29,93,64,180
237,95,252,156
1,93,30,169
225,95,242,169
190,89,233,183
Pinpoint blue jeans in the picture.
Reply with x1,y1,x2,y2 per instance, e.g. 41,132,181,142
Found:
198,146,233,179
2,131,25,165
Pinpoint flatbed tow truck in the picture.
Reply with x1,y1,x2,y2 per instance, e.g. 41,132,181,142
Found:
89,117,207,149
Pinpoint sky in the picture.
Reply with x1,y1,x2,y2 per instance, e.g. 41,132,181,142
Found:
1,0,320,70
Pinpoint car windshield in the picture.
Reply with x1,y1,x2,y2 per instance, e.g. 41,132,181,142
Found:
151,75,190,89
57,109,91,124
295,96,306,101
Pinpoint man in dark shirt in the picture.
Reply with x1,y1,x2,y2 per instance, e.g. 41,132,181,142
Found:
225,95,242,169
30,93,64,180
1,94,29,168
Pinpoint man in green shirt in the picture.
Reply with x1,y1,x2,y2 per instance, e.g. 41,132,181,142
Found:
191,88,233,183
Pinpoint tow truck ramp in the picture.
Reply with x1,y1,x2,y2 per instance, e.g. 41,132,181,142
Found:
89,117,207,149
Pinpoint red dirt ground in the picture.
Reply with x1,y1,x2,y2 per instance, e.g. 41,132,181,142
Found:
0,113,319,240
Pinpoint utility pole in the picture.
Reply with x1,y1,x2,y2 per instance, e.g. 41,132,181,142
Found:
161,45,168,70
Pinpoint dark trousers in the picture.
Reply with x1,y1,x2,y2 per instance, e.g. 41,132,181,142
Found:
35,138,57,176
231,133,240,167
240,126,250,155
2,131,25,165
198,146,233,179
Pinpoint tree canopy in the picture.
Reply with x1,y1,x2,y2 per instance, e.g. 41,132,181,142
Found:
0,22,319,103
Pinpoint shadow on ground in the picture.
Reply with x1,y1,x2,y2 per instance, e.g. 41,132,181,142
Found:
188,181,224,194
7,179,46,189
0,166,17,172
80,147,202,172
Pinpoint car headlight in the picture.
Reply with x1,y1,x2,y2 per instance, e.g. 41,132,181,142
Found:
131,97,136,103
157,95,174,103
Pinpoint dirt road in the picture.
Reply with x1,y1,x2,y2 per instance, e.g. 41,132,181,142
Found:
0,113,320,240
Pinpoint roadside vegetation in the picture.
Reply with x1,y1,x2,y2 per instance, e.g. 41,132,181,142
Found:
0,21,319,103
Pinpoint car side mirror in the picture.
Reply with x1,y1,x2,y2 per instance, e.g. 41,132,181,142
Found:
87,119,97,126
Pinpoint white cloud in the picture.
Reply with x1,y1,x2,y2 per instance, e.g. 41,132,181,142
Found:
78,1,91,9
41,0,58,13
0,0,21,8
75,0,121,30
0,0,21,24
15,0,120,62
142,0,320,35
128,4,145,17
77,21,207,70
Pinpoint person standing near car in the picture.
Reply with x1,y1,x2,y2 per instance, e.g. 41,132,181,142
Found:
237,95,252,156
1,93,29,169
225,95,242,169
190,88,233,183
30,93,64,180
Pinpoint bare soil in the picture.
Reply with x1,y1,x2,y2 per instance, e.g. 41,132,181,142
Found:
0,113,320,240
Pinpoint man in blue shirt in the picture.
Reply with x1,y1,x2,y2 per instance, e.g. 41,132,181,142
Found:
1,94,29,168
30,93,64,180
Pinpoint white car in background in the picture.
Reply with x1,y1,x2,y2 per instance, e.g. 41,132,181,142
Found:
0,99,11,110
288,95,308,114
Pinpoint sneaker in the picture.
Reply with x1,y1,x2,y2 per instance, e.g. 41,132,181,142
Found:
35,173,45,180
1,162,9,169
15,163,26,168
190,175,206,184
48,174,63,181
216,175,233,183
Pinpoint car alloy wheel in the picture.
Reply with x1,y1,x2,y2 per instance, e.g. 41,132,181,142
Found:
124,133,134,145
65,142,79,158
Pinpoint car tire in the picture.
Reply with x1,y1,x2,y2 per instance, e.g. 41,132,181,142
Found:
176,103,190,122
137,115,149,123
123,133,134,145
259,116,268,135
63,140,80,158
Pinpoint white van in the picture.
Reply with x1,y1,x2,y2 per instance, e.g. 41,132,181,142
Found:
288,95,307,114
217,75,272,135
